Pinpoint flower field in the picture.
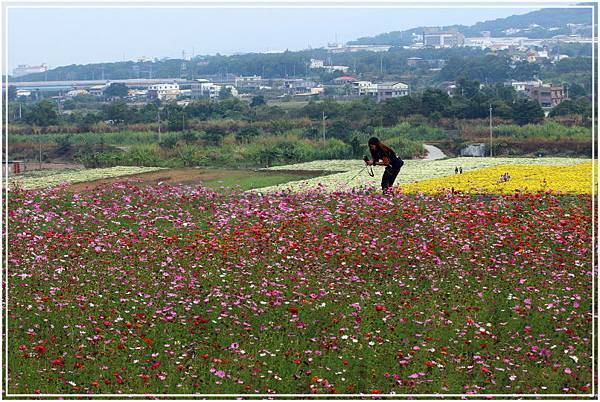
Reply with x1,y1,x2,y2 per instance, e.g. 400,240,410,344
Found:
401,162,597,195
6,182,594,396
7,166,165,190
260,157,591,193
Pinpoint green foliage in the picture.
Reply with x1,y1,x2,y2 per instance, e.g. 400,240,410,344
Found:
236,126,262,143
512,99,545,125
53,135,73,156
103,83,129,98
204,127,227,146
250,95,266,107
24,100,59,126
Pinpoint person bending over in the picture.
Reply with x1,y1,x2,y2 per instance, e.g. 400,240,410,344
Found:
364,137,404,194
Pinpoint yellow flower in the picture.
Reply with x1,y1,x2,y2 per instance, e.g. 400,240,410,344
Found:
400,162,597,195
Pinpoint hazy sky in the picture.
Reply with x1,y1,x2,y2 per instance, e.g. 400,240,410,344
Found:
7,6,539,70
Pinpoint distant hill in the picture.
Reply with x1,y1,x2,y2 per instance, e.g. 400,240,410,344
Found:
10,6,595,83
349,7,594,46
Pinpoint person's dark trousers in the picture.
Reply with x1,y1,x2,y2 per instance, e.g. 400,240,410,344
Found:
381,165,401,193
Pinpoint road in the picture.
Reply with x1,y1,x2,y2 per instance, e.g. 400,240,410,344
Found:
423,144,447,160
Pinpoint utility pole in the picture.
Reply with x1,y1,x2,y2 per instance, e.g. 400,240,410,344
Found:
157,109,161,142
322,111,326,142
489,104,493,157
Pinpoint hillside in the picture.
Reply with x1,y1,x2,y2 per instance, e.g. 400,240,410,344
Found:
349,7,594,45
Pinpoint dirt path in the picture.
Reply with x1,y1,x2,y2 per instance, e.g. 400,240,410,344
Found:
66,168,323,192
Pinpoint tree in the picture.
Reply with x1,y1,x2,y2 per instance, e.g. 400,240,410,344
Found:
54,135,73,156
420,89,451,116
349,136,362,157
327,120,352,142
204,127,227,146
103,83,129,98
512,98,544,125
380,96,420,125
566,83,587,98
218,86,233,100
455,77,481,99
24,100,59,126
548,97,591,117
236,126,262,143
494,83,518,103
102,100,131,124
7,85,17,101
250,95,266,107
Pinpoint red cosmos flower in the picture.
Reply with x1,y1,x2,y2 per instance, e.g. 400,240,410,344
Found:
51,358,64,366
375,304,385,312
289,307,299,315
201,354,209,359
33,345,47,354
371,390,382,394
103,321,112,327
151,361,161,369
480,367,491,374
425,361,435,367
293,359,301,365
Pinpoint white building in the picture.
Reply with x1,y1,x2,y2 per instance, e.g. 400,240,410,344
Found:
12,63,48,78
147,83,180,101
509,79,543,92
352,80,374,96
16,89,31,98
353,81,409,101
309,59,324,69
235,75,263,88
191,81,238,99
88,84,109,96
66,89,89,97
323,65,350,73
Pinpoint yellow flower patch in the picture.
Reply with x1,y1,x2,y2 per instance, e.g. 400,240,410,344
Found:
400,162,597,195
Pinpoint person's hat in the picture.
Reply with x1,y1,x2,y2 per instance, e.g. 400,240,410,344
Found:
368,137,380,146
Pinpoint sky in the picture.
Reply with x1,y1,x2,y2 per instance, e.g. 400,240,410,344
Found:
6,6,540,71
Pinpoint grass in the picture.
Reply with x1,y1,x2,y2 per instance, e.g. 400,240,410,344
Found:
200,171,316,191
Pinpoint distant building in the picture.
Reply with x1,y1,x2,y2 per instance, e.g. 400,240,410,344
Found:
327,44,392,53
88,84,109,96
66,89,89,97
190,80,237,99
353,81,409,101
295,87,325,97
525,83,566,108
407,57,446,69
309,59,325,69
323,65,350,73
439,81,457,97
407,57,422,67
509,79,543,92
147,83,180,101
333,76,357,84
16,89,31,98
352,80,374,96
12,63,48,78
423,27,464,48
282,79,317,95
234,75,263,88
374,82,409,101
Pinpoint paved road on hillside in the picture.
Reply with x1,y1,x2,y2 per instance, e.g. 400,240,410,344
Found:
423,144,447,160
